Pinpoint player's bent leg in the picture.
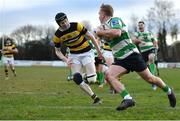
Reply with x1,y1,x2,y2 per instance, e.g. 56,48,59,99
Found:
9,64,16,77
138,68,176,107
105,57,114,67
96,64,105,87
73,73,83,85
4,68,8,79
3,57,9,79
84,62,97,84
138,68,165,87
148,53,158,90
148,53,155,64
71,63,83,75
73,72,102,105
105,65,127,92
105,65,135,111
4,65,9,79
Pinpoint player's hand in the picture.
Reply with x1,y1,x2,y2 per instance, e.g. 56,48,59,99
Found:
67,58,73,68
95,26,104,38
97,51,105,62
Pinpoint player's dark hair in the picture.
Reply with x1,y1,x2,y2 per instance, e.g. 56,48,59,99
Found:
138,21,145,25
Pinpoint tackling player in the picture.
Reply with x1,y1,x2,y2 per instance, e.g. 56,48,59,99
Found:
53,12,103,104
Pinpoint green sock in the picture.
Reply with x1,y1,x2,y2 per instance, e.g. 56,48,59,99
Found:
162,85,170,93
149,63,157,76
67,70,73,80
120,89,129,98
99,72,104,85
96,72,100,83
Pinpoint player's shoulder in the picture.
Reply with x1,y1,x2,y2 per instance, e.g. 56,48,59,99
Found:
109,17,122,22
54,29,62,38
70,22,83,30
70,22,78,27
145,31,154,36
70,22,78,25
109,17,126,28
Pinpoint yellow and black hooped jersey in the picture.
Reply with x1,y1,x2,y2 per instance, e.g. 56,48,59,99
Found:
3,40,16,57
53,22,91,54
102,42,112,51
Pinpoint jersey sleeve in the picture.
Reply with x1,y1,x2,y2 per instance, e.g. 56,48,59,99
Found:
77,23,87,35
109,17,128,33
53,30,62,48
109,17,124,29
11,41,16,49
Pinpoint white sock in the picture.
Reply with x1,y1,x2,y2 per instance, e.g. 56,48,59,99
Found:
167,88,172,95
79,81,94,96
124,94,132,100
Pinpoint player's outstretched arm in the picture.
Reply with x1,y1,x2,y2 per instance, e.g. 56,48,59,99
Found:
85,31,103,59
55,47,68,63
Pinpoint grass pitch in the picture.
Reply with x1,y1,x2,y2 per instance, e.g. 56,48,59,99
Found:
0,66,180,120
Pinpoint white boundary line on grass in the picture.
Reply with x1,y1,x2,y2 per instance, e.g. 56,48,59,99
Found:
1,91,180,96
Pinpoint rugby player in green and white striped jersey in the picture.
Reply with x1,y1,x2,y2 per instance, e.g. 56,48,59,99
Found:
96,4,176,111
132,21,159,90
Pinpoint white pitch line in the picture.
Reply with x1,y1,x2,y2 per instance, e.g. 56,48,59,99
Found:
1,91,180,96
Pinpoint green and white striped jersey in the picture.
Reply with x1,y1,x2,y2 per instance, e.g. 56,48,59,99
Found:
104,17,139,60
134,31,156,52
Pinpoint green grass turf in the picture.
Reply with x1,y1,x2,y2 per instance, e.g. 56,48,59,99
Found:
0,66,180,120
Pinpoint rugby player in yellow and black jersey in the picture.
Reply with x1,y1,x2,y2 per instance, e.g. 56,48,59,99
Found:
1,37,18,79
53,12,103,105
102,42,114,66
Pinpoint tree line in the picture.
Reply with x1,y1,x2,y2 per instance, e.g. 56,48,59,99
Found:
0,0,179,62
0,25,67,61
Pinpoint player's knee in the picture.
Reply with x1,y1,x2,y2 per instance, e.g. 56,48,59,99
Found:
73,73,83,85
5,69,8,73
148,53,155,63
86,74,97,83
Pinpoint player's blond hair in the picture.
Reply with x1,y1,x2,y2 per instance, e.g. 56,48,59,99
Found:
100,4,114,17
